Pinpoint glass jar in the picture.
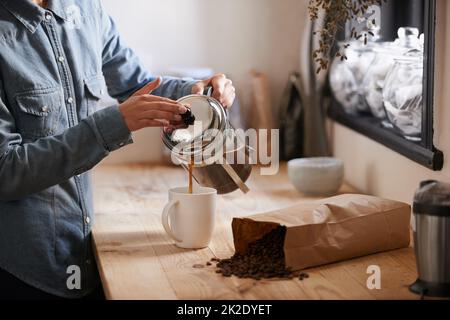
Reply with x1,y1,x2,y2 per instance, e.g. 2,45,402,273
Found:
329,40,377,114
363,27,422,119
363,44,400,119
382,52,423,141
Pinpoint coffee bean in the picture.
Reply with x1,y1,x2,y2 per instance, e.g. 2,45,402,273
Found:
206,262,212,266
181,107,196,126
298,272,310,281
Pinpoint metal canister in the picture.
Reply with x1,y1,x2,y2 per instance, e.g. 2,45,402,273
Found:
410,180,450,297
162,88,252,194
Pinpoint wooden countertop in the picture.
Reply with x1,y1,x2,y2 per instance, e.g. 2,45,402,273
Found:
92,163,420,300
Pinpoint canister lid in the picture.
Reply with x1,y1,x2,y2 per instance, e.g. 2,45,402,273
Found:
161,93,227,158
413,180,450,217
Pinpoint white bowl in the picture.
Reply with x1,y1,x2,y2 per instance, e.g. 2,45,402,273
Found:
288,158,344,196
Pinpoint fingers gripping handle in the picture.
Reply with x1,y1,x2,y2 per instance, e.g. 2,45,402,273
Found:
203,86,228,116
162,200,182,242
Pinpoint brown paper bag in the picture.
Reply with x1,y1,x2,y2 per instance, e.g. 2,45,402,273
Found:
232,194,411,270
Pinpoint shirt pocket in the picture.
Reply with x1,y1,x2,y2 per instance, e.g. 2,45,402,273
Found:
84,74,108,116
14,87,64,141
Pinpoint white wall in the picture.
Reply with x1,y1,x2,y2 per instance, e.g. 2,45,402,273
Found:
331,0,450,204
101,0,309,164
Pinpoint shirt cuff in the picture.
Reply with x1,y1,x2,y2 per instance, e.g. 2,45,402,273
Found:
86,105,133,152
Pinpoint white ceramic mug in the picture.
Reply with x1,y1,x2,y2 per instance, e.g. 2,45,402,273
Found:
161,187,217,249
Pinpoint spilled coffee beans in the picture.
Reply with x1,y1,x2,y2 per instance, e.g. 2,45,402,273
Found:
212,226,302,280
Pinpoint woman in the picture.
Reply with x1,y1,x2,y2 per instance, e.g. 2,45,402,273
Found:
0,0,235,299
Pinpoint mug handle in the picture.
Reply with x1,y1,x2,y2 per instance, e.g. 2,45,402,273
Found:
161,200,182,242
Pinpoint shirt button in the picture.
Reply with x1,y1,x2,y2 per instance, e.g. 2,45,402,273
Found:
41,105,49,113
99,89,104,95
67,97,74,104
86,259,91,265
85,216,91,225
58,56,65,63
45,14,52,21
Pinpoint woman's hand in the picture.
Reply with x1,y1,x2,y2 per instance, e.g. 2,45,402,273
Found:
191,74,236,108
119,77,187,132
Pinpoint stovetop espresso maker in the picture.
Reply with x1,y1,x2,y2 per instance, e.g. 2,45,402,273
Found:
162,88,253,194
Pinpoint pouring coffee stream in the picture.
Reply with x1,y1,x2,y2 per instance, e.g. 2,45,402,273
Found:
179,107,195,194
162,87,252,194
188,157,194,194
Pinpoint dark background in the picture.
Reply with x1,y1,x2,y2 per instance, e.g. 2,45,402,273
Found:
381,0,425,40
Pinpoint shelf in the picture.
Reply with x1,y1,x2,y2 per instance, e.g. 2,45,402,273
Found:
328,105,443,171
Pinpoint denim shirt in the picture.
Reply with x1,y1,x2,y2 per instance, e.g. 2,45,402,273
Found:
0,0,195,298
